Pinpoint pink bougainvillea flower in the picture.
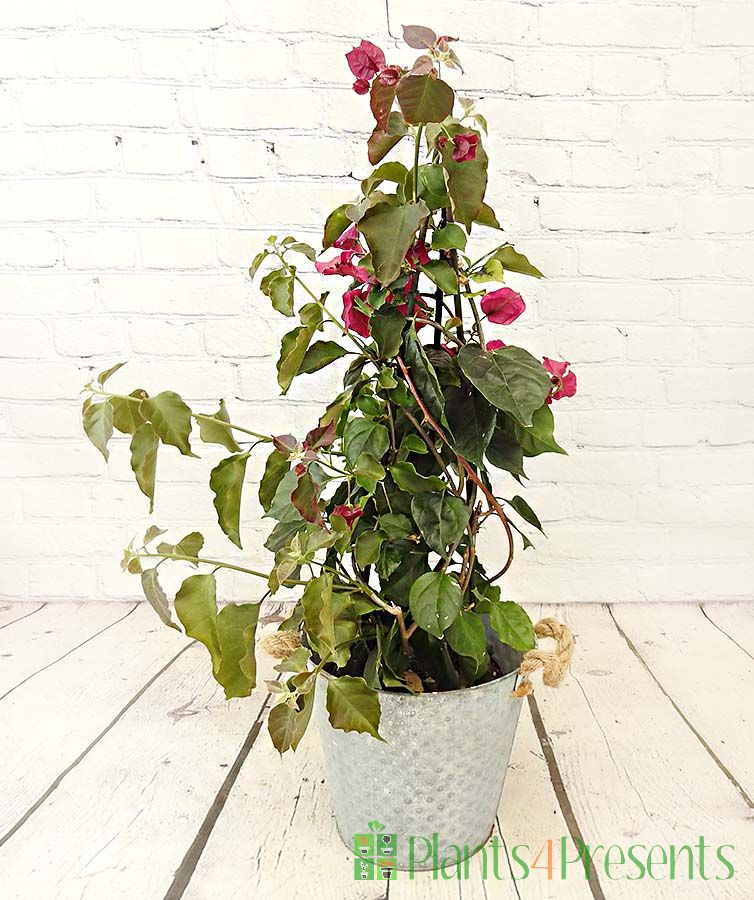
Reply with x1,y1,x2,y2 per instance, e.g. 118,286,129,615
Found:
486,339,506,351
342,287,372,338
441,343,458,356
406,240,431,268
543,357,577,403
332,224,362,253
438,132,478,163
352,78,370,95
345,40,386,81
332,504,364,528
377,65,402,86
481,287,525,325
316,250,369,283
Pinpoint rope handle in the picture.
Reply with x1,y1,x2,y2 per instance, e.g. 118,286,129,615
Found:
512,617,575,698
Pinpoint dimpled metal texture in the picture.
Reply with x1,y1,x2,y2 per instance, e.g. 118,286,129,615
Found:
315,668,524,871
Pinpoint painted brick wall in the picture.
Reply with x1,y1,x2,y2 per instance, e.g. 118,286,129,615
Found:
2,0,754,605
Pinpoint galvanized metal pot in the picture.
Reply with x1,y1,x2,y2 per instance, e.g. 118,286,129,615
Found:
315,647,524,872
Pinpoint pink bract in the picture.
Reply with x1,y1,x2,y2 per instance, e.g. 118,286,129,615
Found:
486,339,506,351
543,357,577,402
438,132,478,163
345,40,386,80
352,78,370,95
342,288,372,338
480,287,525,325
332,504,364,527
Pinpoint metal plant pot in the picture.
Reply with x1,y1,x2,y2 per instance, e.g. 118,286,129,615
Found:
315,644,524,872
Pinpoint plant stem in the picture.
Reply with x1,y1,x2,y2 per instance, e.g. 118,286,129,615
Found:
135,552,306,584
412,125,424,203
468,293,486,347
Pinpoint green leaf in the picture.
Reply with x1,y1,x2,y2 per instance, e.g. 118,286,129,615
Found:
367,111,408,166
396,74,454,125
411,163,449,210
83,400,113,461
440,127,488,229
323,203,352,250
458,344,551,428
264,470,301,524
420,260,458,294
140,568,179,630
157,531,204,560
301,573,357,668
296,340,348,376
249,249,268,282
411,493,469,557
268,688,315,754
288,242,316,261
490,244,544,279
215,602,260,698
515,403,566,457
97,362,126,386
198,399,241,453
402,331,447,427
431,223,467,251
362,161,409,197
354,451,385,492
325,676,383,740
259,449,289,513
175,574,259,698
359,201,429,286
274,646,312,674
478,599,535,651
277,325,315,394
343,418,389,465
378,513,413,540
130,423,158,512
486,423,525,476
371,304,406,359
446,609,487,665
409,572,462,638
260,269,295,317
143,525,166,545
390,461,446,494
475,203,502,229
141,391,196,457
174,573,220,670
399,433,428,457
111,390,147,435
445,385,496,466
210,453,250,548
509,495,544,533
354,530,386,567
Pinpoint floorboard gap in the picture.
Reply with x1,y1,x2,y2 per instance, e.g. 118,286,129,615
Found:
699,603,754,663
163,691,274,900
527,694,607,900
0,603,45,631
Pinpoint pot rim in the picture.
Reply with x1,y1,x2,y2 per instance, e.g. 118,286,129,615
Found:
316,662,521,700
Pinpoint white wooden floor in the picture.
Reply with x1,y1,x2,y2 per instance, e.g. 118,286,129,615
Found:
1,601,753,899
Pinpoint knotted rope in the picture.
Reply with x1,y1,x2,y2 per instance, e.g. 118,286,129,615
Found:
512,617,574,698
259,630,301,659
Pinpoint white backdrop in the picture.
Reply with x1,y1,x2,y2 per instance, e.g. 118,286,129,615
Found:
2,0,754,604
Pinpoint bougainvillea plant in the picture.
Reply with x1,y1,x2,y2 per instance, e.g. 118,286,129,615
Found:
82,26,576,753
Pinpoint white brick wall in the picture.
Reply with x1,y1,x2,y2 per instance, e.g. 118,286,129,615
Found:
2,0,754,605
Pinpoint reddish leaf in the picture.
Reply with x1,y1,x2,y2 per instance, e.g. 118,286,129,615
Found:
367,111,407,165
291,472,322,524
402,24,437,50
370,78,396,132
273,434,298,455
305,421,337,451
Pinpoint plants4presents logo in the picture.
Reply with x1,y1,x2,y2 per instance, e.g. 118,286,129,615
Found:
354,820,398,881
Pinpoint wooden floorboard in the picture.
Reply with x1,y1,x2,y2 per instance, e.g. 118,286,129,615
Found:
536,603,754,899
610,603,754,807
1,601,753,899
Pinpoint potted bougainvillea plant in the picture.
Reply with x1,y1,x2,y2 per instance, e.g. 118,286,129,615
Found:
83,27,575,869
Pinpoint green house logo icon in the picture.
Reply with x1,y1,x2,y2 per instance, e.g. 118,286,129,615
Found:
353,821,398,880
